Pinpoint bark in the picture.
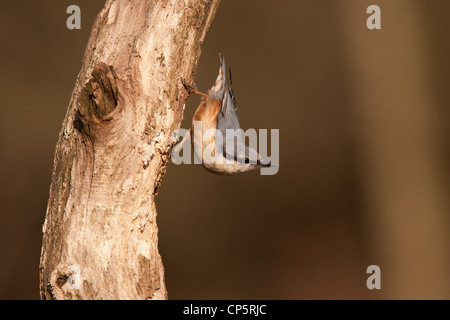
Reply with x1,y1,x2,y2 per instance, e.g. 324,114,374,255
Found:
39,0,220,300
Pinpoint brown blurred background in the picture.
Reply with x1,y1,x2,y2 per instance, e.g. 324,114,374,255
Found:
1,0,449,299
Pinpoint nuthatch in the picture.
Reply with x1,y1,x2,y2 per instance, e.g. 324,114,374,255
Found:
180,53,274,175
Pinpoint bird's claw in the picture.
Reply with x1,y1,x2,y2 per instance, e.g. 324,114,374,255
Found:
181,78,197,95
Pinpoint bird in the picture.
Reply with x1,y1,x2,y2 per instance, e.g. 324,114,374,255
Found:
180,53,274,175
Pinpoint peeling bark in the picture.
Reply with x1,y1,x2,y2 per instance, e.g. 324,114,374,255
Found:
39,0,220,300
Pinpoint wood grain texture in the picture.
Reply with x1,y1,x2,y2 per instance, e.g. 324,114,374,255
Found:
39,0,220,300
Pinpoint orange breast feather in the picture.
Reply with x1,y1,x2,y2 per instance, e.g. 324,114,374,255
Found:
192,94,222,131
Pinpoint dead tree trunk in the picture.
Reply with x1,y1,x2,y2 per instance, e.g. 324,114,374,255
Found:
39,0,220,300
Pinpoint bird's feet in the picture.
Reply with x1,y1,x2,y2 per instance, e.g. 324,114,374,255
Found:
181,78,207,98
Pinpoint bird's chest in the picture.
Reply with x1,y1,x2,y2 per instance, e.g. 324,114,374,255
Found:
192,98,222,150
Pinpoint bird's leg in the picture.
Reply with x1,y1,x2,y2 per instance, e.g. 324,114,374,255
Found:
181,78,208,98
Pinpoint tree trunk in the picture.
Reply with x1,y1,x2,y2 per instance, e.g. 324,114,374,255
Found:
39,0,220,300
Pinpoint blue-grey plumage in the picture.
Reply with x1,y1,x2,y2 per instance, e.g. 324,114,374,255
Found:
216,54,246,162
215,54,267,166
182,53,272,175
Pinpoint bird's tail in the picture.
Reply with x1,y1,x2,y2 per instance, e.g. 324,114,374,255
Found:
211,53,226,95
212,53,237,116
210,53,227,98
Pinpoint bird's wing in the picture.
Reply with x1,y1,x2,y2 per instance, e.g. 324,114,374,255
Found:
215,54,251,163
214,54,273,167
